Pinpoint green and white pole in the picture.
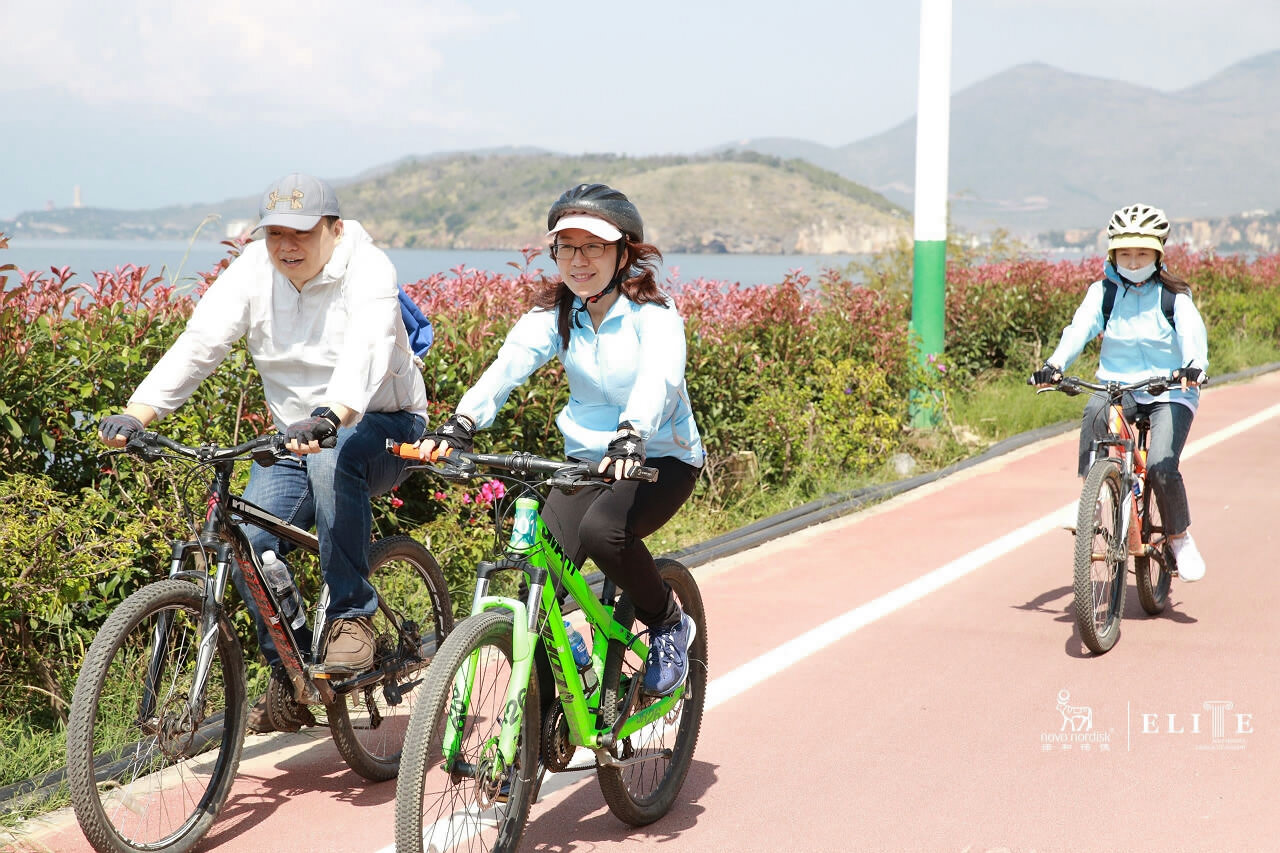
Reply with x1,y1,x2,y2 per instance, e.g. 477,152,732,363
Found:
910,0,953,426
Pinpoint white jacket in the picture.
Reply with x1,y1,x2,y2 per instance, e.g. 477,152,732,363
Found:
132,221,428,428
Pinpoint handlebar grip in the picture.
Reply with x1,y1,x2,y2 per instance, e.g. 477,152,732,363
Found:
388,439,423,460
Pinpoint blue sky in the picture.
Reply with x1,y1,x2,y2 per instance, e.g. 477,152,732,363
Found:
3,0,1279,218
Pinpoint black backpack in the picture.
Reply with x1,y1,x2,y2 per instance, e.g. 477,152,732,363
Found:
1100,278,1177,332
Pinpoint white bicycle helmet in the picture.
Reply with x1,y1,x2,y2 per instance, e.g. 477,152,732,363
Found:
1106,203,1170,257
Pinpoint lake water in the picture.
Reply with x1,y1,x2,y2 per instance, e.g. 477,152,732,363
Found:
1,238,869,289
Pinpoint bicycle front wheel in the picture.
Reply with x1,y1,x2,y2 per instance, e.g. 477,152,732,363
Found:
67,579,247,853
328,535,454,782
597,558,707,825
1135,480,1172,615
394,610,540,853
1073,461,1128,654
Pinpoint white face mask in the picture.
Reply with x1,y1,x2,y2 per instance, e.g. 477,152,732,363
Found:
1118,262,1157,283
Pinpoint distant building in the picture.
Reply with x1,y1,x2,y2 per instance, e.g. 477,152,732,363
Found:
73,185,83,208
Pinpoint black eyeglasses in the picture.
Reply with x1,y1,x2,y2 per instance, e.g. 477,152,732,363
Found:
550,241,615,260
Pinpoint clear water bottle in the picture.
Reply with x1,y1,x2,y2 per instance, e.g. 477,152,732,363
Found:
260,550,306,631
564,619,598,693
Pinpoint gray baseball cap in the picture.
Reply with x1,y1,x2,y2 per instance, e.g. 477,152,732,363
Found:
253,173,341,233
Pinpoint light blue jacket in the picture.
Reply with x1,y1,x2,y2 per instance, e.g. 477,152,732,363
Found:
458,295,705,467
1048,263,1210,412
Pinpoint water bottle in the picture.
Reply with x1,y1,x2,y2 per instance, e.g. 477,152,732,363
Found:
564,620,598,693
260,550,306,631
509,496,538,552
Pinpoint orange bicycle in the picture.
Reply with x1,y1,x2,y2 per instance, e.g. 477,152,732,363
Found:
1038,375,1175,653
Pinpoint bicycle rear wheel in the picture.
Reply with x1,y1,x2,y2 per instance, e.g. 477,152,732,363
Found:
1073,461,1128,654
394,610,539,853
1135,480,1173,615
67,579,247,853
328,535,454,782
597,558,707,825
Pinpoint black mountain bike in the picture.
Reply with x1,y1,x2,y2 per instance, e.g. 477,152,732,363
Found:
66,431,454,853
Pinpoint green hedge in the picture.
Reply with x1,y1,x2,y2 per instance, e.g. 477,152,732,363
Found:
2,235,1278,745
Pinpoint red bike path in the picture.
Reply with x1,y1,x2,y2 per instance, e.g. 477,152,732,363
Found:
9,371,1280,853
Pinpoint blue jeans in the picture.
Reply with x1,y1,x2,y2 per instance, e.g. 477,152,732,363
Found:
235,411,425,666
1077,394,1194,534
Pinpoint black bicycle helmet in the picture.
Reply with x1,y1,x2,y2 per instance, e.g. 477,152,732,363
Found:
546,183,644,242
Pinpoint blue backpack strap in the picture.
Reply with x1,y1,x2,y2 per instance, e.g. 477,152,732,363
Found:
1160,286,1177,331
1101,278,1117,329
398,286,434,359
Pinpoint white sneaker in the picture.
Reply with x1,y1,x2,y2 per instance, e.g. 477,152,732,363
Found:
1171,532,1206,582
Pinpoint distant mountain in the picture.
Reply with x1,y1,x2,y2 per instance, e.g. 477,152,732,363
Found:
717,51,1280,234
1,151,911,254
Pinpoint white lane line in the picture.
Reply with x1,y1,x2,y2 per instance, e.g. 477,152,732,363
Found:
707,505,1069,710
376,397,1280,851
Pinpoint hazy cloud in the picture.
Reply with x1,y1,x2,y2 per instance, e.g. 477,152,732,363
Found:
0,0,510,127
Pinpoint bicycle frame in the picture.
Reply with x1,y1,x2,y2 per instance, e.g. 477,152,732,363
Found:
1085,399,1151,557
141,439,338,724
443,491,687,783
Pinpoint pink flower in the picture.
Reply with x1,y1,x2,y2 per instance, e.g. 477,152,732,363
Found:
390,496,404,509
433,491,446,501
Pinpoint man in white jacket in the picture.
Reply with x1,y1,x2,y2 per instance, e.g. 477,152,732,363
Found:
99,173,429,700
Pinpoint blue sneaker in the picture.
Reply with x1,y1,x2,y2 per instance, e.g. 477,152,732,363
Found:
642,611,696,697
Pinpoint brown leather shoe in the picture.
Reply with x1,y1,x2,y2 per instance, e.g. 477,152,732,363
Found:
323,616,375,673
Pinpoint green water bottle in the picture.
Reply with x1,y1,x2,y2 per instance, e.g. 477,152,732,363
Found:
509,496,538,551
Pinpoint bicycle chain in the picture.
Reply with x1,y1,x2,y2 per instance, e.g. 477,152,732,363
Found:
540,706,575,771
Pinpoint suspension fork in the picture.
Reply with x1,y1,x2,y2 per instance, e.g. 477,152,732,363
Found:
443,565,545,779
188,542,237,721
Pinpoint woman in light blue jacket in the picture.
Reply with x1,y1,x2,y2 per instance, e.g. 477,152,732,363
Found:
1031,203,1209,582
420,183,704,697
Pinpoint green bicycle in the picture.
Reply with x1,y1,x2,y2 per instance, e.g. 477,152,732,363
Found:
387,443,708,853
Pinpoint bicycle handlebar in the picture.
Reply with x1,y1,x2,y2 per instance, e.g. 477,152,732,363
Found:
1032,375,1172,398
386,440,659,485
121,431,293,465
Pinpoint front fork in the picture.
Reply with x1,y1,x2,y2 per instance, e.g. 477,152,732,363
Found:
138,541,235,728
442,569,544,783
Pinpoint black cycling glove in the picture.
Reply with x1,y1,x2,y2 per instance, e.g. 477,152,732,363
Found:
1172,366,1205,385
99,413,144,444
1030,362,1062,386
601,424,646,479
284,408,339,448
426,413,476,456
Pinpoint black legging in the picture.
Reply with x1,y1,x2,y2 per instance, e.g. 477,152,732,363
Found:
541,456,699,627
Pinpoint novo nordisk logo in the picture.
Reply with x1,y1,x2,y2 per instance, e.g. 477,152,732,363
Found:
1040,689,1255,752
1040,690,1112,751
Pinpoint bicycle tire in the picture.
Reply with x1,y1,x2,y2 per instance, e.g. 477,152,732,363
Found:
597,558,707,825
1073,461,1127,654
328,535,454,782
394,609,539,853
1135,480,1172,615
67,579,247,853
